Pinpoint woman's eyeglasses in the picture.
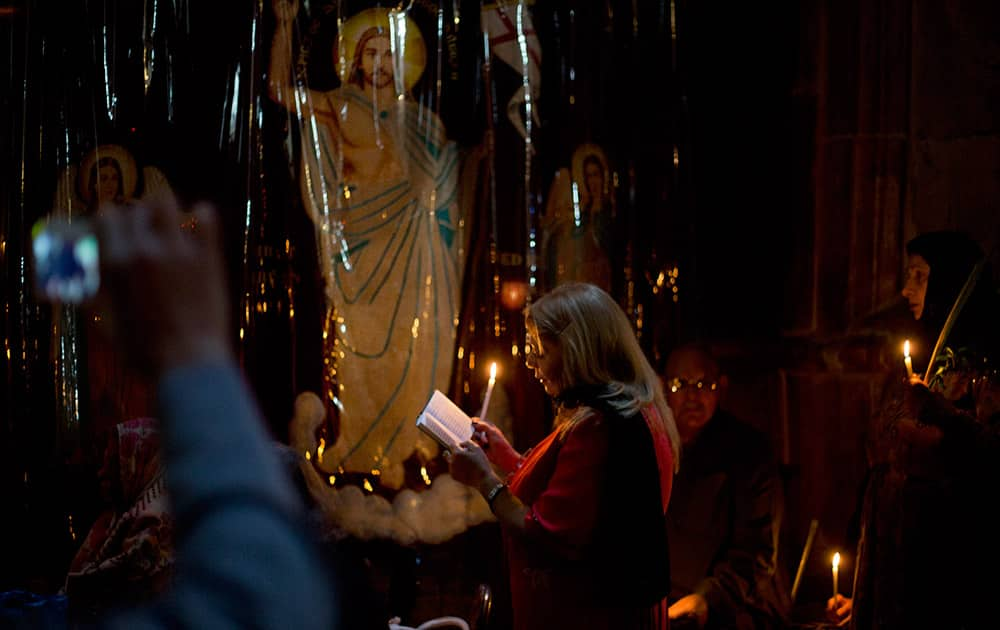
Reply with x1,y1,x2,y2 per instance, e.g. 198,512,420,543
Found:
524,338,543,364
667,377,718,394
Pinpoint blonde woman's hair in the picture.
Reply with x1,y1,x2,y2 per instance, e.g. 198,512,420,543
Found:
526,282,681,469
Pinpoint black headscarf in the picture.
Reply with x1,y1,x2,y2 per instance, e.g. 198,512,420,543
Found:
905,230,999,363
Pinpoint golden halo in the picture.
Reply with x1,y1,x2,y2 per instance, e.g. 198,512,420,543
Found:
77,144,138,205
335,8,427,93
571,143,611,202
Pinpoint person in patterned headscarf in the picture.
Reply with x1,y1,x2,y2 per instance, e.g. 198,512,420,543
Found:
64,418,173,621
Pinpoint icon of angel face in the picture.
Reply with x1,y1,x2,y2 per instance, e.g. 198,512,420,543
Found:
571,144,613,216
582,156,605,208
79,145,138,207
55,144,173,217
89,157,126,205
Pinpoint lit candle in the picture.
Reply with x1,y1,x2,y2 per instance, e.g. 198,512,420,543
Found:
480,362,497,423
903,340,913,379
832,552,841,598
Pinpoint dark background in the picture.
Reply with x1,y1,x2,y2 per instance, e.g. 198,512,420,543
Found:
2,0,998,624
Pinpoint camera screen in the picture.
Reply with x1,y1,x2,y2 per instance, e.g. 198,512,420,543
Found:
32,220,100,303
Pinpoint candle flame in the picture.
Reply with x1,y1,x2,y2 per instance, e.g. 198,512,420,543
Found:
489,362,497,382
832,552,841,568
903,339,911,358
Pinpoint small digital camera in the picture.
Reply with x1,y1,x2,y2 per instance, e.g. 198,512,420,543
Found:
31,217,100,304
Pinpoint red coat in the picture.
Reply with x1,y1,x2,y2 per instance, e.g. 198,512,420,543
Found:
506,403,675,630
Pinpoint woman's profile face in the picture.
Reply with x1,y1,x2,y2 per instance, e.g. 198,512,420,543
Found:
524,320,563,397
902,254,930,320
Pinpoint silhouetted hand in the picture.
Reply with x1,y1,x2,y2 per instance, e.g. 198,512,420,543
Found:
95,199,230,378
272,0,299,24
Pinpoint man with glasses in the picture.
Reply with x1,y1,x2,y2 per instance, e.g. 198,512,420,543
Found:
662,344,787,630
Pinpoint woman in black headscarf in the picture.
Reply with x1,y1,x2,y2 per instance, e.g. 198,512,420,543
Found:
901,230,999,373
829,230,1000,629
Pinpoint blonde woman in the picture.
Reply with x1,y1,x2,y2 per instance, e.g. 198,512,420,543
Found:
449,282,680,630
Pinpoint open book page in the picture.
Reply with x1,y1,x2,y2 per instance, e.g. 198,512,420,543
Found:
416,390,474,451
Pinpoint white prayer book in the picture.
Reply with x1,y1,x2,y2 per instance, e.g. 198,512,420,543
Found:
416,390,474,451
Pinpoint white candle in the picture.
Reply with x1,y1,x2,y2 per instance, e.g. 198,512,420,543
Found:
480,362,497,423
904,340,913,379
832,552,840,598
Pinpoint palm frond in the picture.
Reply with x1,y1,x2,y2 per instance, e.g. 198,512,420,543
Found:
923,257,988,382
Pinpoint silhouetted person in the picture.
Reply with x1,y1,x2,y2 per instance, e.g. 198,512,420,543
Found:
89,199,334,629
